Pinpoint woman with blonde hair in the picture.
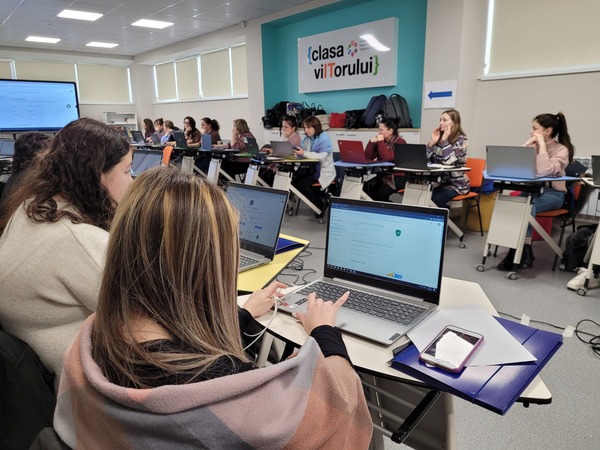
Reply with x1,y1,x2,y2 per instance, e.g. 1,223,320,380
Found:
54,167,372,448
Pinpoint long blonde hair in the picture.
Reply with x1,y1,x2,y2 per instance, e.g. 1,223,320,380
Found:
92,167,247,388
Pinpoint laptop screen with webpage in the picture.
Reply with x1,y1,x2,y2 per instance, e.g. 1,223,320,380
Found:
225,183,289,259
325,199,447,304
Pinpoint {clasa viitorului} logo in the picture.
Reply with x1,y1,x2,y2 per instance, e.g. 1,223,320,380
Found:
306,37,380,80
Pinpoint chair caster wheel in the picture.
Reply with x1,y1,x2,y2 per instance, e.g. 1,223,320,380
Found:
318,217,324,224
459,242,466,249
476,264,485,272
507,272,519,280
577,287,587,296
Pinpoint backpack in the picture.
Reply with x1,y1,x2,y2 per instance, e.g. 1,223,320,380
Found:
563,225,597,272
383,93,413,128
345,109,365,129
361,95,387,128
261,101,288,129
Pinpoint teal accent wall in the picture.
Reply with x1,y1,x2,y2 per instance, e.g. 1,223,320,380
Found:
261,0,427,127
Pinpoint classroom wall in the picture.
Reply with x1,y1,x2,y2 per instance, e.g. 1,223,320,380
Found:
423,0,598,158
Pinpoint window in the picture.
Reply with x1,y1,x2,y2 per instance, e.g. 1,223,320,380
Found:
153,43,247,102
77,64,131,104
0,60,12,78
485,0,600,78
15,60,76,81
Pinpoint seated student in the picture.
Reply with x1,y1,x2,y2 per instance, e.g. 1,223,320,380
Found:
54,168,372,449
0,132,51,206
426,109,470,207
292,116,335,218
363,117,406,201
0,118,133,389
259,114,302,186
497,112,574,271
142,118,155,142
220,118,256,178
200,116,221,145
153,117,165,140
160,120,176,144
183,116,201,145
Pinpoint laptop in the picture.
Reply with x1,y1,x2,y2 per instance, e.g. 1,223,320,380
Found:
150,133,161,144
394,143,429,170
225,183,290,272
130,130,145,144
131,149,162,176
200,134,212,150
486,145,541,179
244,136,259,156
173,130,188,149
0,140,15,157
270,140,296,158
338,140,376,164
280,198,448,345
591,155,600,186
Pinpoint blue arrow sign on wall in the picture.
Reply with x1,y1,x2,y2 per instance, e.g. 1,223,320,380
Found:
428,90,452,99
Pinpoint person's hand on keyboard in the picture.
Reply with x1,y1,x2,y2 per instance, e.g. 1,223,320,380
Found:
243,280,287,318
292,291,349,335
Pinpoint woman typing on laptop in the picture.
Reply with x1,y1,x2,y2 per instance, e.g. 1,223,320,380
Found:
52,168,372,448
497,112,574,271
363,117,406,201
426,109,470,208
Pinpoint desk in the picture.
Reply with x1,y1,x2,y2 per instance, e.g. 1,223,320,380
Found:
240,277,552,449
396,166,471,246
237,234,309,293
176,147,239,183
244,157,324,219
575,178,600,295
477,173,578,279
334,161,395,200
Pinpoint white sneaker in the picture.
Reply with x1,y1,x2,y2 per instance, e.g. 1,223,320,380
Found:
567,267,600,290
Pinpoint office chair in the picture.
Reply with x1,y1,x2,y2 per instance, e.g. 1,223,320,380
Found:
451,158,486,236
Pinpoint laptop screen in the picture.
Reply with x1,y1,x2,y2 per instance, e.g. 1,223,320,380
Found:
225,183,289,258
0,140,15,157
325,198,447,304
132,150,162,176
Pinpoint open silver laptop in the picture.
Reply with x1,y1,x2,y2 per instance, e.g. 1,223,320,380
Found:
486,145,541,179
225,183,289,272
270,140,296,158
131,149,162,177
280,198,448,345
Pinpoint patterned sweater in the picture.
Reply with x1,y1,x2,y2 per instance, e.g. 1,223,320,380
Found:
426,135,470,194
54,315,373,449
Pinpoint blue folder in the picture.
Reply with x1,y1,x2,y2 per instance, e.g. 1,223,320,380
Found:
276,237,304,254
390,317,562,415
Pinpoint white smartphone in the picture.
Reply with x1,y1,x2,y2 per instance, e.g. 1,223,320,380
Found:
419,325,484,373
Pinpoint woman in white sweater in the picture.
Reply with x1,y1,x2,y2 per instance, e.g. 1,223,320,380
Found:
0,118,133,389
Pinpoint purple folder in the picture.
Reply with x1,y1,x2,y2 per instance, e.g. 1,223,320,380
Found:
390,317,562,415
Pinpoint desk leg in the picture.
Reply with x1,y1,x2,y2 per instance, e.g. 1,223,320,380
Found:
273,171,322,216
245,164,260,185
528,216,562,257
340,175,366,200
205,158,221,184
181,156,195,174
577,230,600,296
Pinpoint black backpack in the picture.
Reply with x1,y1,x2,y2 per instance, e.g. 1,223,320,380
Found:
261,101,288,129
563,225,597,272
383,93,413,128
361,95,387,128
345,109,365,129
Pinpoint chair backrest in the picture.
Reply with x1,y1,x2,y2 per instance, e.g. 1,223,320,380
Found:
161,145,174,166
465,158,486,189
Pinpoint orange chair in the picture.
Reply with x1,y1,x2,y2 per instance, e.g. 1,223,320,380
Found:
536,181,583,270
161,145,174,167
451,158,486,236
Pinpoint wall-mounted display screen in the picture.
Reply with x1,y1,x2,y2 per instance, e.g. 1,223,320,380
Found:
0,79,80,132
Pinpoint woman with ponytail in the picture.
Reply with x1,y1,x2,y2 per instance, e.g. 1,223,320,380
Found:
497,112,575,271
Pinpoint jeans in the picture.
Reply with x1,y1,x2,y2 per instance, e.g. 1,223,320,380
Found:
432,186,458,208
521,189,565,237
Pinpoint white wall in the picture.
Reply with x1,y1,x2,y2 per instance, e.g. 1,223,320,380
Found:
425,0,598,158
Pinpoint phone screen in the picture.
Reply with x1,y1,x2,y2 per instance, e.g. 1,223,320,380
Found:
421,327,482,370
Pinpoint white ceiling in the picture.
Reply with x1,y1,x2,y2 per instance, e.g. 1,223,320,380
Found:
0,0,313,57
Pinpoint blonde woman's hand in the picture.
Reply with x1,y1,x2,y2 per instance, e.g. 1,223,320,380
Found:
243,281,287,318
292,291,349,335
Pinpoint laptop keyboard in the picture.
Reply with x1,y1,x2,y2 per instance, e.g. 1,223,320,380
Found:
295,281,427,325
240,254,260,268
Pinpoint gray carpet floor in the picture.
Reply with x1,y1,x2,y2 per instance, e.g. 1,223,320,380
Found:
278,205,600,450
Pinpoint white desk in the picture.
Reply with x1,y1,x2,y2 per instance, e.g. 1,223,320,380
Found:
477,173,578,279
396,166,471,247
575,178,600,295
239,277,551,450
178,147,239,184
334,160,395,200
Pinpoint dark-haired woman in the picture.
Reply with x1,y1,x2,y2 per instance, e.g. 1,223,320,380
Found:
200,117,221,145
498,112,574,271
364,117,406,201
184,116,201,145
142,118,155,142
0,118,133,388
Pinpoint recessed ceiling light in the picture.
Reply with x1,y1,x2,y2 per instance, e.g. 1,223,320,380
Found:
26,36,60,44
131,19,173,29
86,42,119,48
58,9,103,21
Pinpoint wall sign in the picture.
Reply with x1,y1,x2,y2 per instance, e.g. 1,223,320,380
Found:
423,80,457,109
297,18,398,93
